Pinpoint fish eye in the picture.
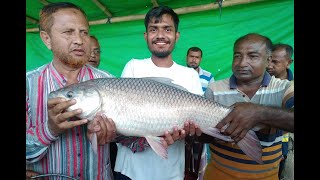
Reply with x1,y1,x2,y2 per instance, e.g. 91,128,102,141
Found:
66,91,73,98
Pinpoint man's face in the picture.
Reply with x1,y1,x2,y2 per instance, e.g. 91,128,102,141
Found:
232,37,269,82
47,8,90,69
88,38,101,68
186,51,202,69
144,14,180,58
267,47,291,78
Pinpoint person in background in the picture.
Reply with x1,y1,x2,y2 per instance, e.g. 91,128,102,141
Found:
199,33,294,179
185,46,215,180
87,35,118,177
114,5,203,180
26,2,116,180
87,35,101,68
186,47,214,92
267,43,294,180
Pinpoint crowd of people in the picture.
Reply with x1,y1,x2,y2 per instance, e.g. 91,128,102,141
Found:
26,2,294,180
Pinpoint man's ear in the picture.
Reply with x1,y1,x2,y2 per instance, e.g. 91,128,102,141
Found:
287,59,293,69
175,31,180,42
266,55,272,65
144,32,147,42
40,31,52,50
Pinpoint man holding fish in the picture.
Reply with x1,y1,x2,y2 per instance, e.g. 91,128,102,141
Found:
26,2,117,179
200,33,294,180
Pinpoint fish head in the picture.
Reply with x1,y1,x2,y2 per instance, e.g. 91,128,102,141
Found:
48,81,102,120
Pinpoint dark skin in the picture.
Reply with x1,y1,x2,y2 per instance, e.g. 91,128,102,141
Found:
92,14,201,147
48,97,117,145
26,170,40,180
267,46,293,80
199,34,294,143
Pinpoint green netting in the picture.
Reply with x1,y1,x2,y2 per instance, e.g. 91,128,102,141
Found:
26,0,294,80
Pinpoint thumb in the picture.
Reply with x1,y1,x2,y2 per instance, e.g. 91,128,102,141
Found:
87,119,100,132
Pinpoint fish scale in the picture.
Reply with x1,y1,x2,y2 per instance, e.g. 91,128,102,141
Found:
49,77,263,163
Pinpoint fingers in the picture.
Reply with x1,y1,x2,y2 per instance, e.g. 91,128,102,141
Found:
180,129,186,139
160,137,168,149
216,114,232,129
49,99,76,116
87,117,100,133
101,115,116,144
233,128,248,143
195,124,202,136
56,108,83,123
90,114,117,145
26,170,39,179
163,130,175,145
47,97,66,108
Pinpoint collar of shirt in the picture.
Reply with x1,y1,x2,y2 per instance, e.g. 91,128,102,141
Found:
229,72,271,89
48,62,88,87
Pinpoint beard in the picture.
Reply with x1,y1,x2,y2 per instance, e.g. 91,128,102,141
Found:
150,49,172,58
187,64,199,69
53,47,89,69
148,38,175,58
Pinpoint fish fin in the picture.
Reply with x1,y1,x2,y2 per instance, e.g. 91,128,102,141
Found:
203,127,263,164
202,127,233,142
142,77,189,92
237,130,263,164
90,132,98,155
145,136,168,159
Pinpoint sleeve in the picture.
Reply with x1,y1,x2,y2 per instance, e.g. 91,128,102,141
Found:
209,74,215,83
282,80,294,109
26,78,58,164
121,59,135,78
204,85,215,101
118,59,151,152
190,70,204,96
115,136,150,153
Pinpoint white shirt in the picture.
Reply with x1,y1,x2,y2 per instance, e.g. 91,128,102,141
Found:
115,58,203,180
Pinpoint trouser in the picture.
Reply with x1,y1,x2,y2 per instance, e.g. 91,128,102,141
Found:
114,172,132,180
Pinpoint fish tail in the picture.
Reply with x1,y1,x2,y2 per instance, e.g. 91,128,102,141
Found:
203,127,263,164
237,130,263,164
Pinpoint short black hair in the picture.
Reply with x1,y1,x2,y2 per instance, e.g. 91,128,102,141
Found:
90,35,99,42
187,47,202,57
39,2,88,33
272,43,294,59
234,33,273,56
144,5,179,32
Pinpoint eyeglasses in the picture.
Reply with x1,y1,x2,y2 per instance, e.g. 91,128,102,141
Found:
92,49,101,55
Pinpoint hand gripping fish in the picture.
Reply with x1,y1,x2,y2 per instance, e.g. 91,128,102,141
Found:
48,77,263,164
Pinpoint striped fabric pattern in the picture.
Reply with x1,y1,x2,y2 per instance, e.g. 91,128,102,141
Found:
26,63,114,180
281,69,294,156
199,67,214,92
204,72,294,179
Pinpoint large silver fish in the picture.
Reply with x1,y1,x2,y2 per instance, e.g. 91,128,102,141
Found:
48,77,262,163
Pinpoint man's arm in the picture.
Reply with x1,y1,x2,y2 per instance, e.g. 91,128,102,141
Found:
216,81,294,142
26,89,57,163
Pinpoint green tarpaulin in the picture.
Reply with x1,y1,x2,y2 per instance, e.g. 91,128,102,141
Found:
26,0,294,80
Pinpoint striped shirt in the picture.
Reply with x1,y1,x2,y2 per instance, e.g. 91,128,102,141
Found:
26,62,114,180
199,67,214,92
281,69,294,156
204,72,294,179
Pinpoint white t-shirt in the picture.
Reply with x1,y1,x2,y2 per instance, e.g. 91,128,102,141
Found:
114,58,203,180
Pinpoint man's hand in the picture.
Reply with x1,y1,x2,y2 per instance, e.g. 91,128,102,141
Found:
47,97,88,137
26,170,39,180
161,120,202,147
216,102,260,142
87,113,117,145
